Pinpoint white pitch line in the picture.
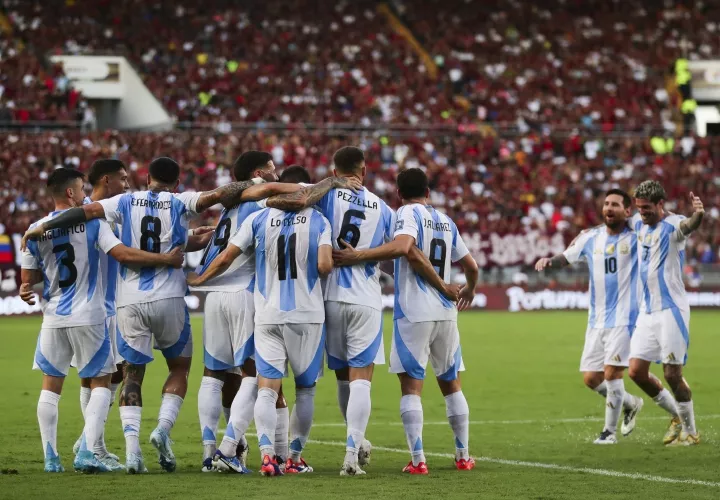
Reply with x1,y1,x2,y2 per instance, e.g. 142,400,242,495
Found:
308,413,720,428
308,439,720,488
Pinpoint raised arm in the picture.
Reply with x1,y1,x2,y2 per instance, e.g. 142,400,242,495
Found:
238,182,304,203
264,176,363,211
21,203,106,249
186,243,243,287
109,245,185,268
679,192,704,236
194,179,265,212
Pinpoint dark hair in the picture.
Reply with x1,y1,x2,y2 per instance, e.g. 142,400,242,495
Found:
233,151,272,181
148,157,180,185
634,180,666,204
47,167,85,196
396,168,428,199
333,146,365,174
88,159,126,186
605,188,632,208
279,165,312,184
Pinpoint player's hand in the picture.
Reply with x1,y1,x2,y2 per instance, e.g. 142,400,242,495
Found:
442,283,461,302
457,285,475,311
535,257,552,272
166,247,185,268
19,283,36,305
333,176,363,193
186,271,201,286
21,224,46,251
332,239,360,266
689,192,704,214
192,226,216,236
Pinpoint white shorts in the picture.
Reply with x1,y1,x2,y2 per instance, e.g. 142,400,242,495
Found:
203,290,255,371
255,323,325,387
579,325,632,372
33,322,115,378
630,308,690,365
325,301,384,370
71,315,123,369
389,317,465,381
116,297,193,365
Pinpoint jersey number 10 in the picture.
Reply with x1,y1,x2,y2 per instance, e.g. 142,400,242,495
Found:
604,256,617,274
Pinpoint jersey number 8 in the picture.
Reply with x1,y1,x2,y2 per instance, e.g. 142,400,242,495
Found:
140,216,162,253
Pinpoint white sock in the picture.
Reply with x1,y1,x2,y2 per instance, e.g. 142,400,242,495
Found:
198,377,223,452
157,393,184,433
38,390,61,460
344,380,371,464
677,401,697,434
400,394,425,466
119,405,142,455
337,380,350,421
223,406,231,426
289,386,316,462
79,386,91,419
445,391,470,460
604,379,624,434
110,383,121,406
275,406,290,459
80,388,111,454
255,387,278,458
593,381,608,398
653,389,679,417
219,376,258,457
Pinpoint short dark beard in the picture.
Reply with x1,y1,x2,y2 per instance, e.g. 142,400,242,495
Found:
604,218,626,232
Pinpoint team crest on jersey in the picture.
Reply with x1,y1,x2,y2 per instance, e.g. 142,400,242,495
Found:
593,247,602,255
644,234,653,244
605,244,615,255
619,243,629,254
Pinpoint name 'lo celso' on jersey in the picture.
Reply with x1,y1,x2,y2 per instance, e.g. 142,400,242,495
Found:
563,225,639,329
230,206,332,325
393,203,469,323
316,186,395,310
97,190,202,306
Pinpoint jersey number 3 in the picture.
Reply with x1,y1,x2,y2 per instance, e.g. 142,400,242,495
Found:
52,243,77,288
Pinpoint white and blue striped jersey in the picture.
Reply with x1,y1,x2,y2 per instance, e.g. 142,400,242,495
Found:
97,190,201,307
21,211,121,328
231,207,332,325
190,200,267,292
393,203,469,323
563,225,639,329
85,196,119,317
316,187,395,311
632,213,689,312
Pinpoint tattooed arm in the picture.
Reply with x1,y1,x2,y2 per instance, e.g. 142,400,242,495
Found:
21,203,107,250
194,179,265,212
679,192,705,236
534,254,570,271
264,176,363,211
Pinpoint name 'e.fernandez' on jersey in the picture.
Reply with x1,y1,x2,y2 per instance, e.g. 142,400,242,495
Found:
563,225,639,329
21,211,122,328
393,203,470,323
190,200,267,293
631,213,690,313
97,190,202,307
231,206,331,325
315,186,395,311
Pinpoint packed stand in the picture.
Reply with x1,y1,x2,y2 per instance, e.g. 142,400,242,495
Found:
391,0,720,133
3,0,448,126
1,130,719,267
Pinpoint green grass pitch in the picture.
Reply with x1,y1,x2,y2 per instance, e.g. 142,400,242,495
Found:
1,311,720,499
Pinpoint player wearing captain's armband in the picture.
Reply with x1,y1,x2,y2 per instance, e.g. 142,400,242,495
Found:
535,189,643,445
626,181,704,446
333,168,476,474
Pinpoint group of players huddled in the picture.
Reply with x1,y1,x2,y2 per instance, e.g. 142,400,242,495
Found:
20,145,705,477
20,147,478,476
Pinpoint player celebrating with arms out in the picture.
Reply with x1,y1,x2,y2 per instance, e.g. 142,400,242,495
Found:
627,181,704,445
333,168,477,474
535,189,644,444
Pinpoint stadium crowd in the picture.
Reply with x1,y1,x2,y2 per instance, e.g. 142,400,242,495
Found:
1,130,718,265
2,0,716,129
